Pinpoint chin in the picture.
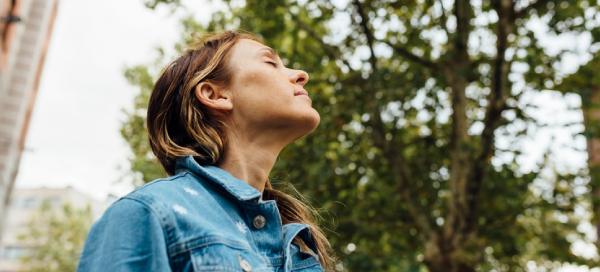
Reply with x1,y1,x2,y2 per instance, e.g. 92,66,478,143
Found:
293,109,320,139
309,109,321,128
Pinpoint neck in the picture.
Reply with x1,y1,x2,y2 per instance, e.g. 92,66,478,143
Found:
217,130,285,193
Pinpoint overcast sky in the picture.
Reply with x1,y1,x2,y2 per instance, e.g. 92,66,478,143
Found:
14,0,213,200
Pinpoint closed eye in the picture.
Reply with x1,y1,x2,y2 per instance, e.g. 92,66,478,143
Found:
267,61,277,68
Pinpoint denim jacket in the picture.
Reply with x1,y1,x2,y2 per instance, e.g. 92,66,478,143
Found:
77,155,323,272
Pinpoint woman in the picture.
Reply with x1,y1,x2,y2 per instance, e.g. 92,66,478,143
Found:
77,30,335,272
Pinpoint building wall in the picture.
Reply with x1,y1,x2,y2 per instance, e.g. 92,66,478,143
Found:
0,187,112,272
0,0,60,241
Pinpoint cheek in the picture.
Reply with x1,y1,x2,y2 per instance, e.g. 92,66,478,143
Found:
236,69,292,105
231,67,315,125
230,84,284,120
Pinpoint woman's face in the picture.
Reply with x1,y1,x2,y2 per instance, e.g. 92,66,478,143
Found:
224,39,320,143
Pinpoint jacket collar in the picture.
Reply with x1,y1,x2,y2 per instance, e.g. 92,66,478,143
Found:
174,155,262,203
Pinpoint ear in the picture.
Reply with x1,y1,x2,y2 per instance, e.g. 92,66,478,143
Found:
194,82,233,111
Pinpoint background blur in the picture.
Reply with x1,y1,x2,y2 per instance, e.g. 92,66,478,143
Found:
0,0,599,271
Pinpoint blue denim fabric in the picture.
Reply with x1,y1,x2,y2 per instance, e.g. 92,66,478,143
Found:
77,155,323,272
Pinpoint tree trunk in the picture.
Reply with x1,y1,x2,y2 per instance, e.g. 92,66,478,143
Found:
424,241,477,272
583,86,600,246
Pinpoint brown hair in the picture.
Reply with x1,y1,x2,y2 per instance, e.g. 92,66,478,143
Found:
146,30,335,271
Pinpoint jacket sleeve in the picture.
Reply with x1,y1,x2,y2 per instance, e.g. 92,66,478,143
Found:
77,198,172,272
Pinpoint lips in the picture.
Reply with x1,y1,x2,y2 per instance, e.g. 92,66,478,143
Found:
294,89,309,96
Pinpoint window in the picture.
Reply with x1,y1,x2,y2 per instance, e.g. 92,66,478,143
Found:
11,197,41,208
10,197,24,208
47,198,61,207
24,198,41,208
1,246,31,260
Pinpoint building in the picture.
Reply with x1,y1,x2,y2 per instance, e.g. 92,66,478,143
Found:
0,187,113,272
0,0,60,241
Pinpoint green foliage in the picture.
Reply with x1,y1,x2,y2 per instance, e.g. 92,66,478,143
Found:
558,57,600,233
121,58,167,186
17,202,93,272
123,0,600,271
143,0,179,9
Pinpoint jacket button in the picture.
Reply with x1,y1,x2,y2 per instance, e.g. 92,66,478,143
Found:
253,215,266,229
238,253,252,272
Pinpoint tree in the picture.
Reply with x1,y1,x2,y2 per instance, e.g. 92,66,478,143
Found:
558,56,600,247
123,0,600,271
17,201,93,272
122,57,167,188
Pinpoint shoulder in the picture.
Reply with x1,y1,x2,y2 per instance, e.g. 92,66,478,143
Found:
86,171,210,238
79,196,172,271
99,171,214,228
100,169,254,247
106,170,240,234
122,171,211,207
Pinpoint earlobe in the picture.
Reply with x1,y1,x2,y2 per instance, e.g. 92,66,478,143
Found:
195,82,233,111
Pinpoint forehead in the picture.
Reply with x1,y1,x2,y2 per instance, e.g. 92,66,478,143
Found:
231,39,273,58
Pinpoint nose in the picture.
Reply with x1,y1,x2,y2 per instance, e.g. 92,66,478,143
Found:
289,69,309,86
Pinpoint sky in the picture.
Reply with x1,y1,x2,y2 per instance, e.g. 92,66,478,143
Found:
14,0,214,200
12,0,599,269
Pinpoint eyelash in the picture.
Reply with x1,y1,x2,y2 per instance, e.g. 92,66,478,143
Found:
267,61,277,68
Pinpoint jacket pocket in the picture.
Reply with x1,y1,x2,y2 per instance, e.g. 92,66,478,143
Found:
288,245,322,272
190,239,272,272
291,256,322,271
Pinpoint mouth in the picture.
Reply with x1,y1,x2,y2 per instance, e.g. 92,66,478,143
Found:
294,89,309,96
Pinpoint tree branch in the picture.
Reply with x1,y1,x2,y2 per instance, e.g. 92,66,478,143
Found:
351,0,438,241
380,40,440,70
288,12,355,72
515,0,551,18
462,0,514,237
351,0,378,72
323,0,349,13
366,116,439,241
453,0,473,59
353,0,438,242
438,0,449,34
389,145,441,239
441,0,475,258
143,0,180,9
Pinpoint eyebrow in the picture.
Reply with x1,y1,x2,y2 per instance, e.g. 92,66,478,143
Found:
258,47,278,57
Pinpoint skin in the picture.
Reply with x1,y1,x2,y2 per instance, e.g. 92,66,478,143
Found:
195,39,320,193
